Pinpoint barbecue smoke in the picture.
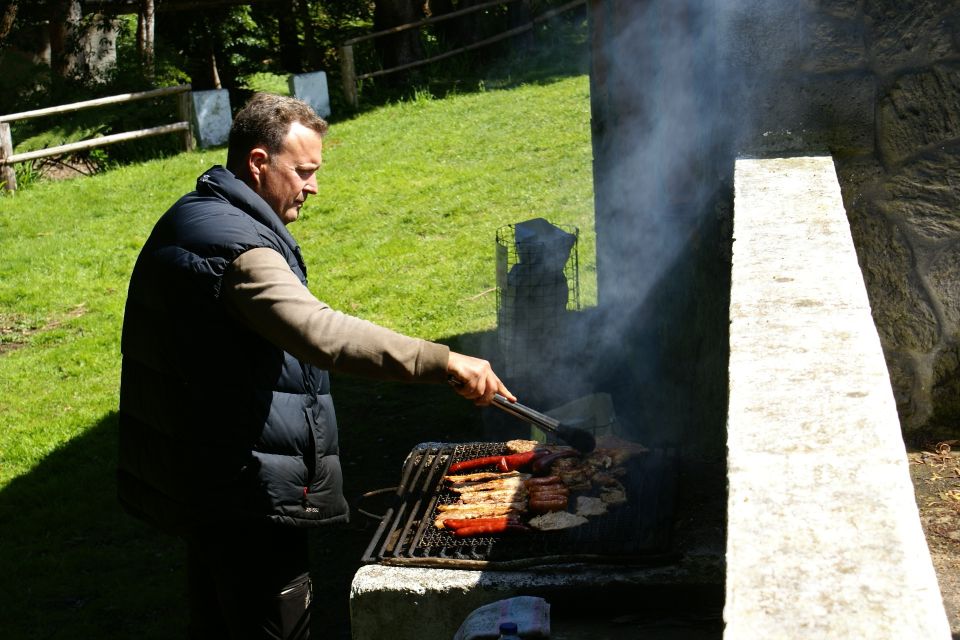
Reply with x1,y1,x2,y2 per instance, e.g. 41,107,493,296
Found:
506,1,800,450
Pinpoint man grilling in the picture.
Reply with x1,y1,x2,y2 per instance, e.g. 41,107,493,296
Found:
118,93,513,639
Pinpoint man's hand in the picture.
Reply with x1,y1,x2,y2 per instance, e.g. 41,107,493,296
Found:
446,352,515,406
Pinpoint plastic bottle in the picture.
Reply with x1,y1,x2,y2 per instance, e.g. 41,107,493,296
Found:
498,621,521,639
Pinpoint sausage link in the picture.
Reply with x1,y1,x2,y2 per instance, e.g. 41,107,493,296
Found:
442,516,518,530
529,493,568,504
524,475,562,486
452,522,530,537
528,485,569,497
528,496,569,513
448,455,506,473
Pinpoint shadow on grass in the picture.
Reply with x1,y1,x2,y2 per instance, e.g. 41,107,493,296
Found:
0,329,506,640
0,410,186,639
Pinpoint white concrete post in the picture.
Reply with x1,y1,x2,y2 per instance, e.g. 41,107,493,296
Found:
189,89,231,149
288,70,331,118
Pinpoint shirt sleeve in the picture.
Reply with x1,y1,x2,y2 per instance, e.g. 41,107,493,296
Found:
221,247,450,383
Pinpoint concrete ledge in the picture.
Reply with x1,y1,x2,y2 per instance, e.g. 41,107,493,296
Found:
726,156,950,638
350,555,722,640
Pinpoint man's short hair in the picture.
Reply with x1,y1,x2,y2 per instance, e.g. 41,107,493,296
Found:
225,93,329,173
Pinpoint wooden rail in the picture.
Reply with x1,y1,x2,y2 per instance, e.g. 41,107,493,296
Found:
339,0,586,108
0,83,194,191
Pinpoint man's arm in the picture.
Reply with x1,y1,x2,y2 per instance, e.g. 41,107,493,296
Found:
222,247,451,382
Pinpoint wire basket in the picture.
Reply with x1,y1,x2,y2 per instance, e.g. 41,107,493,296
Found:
496,219,579,381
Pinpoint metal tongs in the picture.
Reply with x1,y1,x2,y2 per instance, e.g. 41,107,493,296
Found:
447,376,596,453
490,394,596,454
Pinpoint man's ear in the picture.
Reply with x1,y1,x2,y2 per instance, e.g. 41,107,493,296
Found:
247,148,269,188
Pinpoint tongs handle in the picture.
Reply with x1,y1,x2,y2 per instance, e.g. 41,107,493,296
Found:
447,376,595,452
491,394,561,432
491,393,596,453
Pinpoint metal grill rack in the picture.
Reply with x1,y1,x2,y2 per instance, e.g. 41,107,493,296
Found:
359,442,678,570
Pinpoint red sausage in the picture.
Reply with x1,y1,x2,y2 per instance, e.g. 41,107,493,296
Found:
497,450,543,472
448,450,547,474
448,455,507,473
442,516,518,530
453,523,528,537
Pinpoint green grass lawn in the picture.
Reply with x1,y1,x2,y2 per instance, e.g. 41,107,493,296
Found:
0,67,595,637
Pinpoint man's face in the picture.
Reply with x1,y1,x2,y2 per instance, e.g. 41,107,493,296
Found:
249,121,323,225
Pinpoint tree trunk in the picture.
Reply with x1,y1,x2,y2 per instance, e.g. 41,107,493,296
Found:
0,0,18,47
49,0,82,79
137,0,156,82
297,0,318,71
209,46,222,89
373,0,424,73
276,0,301,73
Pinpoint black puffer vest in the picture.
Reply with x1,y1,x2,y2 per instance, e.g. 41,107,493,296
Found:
118,166,349,535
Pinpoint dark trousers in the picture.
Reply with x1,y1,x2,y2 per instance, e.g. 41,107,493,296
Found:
186,523,312,640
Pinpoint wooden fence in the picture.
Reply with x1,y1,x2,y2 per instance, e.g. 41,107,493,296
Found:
0,83,194,191
339,0,587,108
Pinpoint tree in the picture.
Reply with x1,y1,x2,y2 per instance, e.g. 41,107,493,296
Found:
136,0,155,81
373,0,424,73
276,0,301,73
157,5,261,91
0,0,17,47
49,0,82,79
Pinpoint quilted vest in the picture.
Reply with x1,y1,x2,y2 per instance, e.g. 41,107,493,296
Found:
118,166,349,535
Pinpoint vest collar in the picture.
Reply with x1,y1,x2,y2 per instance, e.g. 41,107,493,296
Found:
196,165,307,274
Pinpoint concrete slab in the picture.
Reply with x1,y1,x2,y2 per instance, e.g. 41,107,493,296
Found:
190,89,231,148
726,156,951,639
288,71,331,118
350,557,722,640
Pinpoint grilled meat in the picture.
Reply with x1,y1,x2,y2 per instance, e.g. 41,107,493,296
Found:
574,496,608,517
444,470,524,484
528,511,589,531
456,488,527,504
433,502,526,528
447,476,529,494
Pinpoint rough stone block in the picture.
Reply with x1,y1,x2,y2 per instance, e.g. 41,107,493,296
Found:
851,197,940,351
931,343,960,429
797,71,875,150
881,146,960,241
735,71,874,155
798,13,868,73
865,0,957,72
929,242,960,332
716,0,802,73
801,0,863,20
190,89,231,148
877,63,960,166
288,71,331,118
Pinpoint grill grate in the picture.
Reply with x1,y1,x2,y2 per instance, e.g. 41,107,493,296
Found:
360,442,678,569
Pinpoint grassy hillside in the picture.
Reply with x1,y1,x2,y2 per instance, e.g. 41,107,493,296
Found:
0,73,595,638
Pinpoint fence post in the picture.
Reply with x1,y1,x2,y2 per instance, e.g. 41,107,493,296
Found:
177,91,195,152
0,123,16,192
340,44,358,109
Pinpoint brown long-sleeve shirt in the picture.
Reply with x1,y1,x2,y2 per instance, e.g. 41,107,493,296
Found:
221,247,450,383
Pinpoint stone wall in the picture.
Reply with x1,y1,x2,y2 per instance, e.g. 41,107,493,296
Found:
587,0,959,444
721,0,960,442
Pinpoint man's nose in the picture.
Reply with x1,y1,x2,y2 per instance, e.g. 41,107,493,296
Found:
304,174,318,195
